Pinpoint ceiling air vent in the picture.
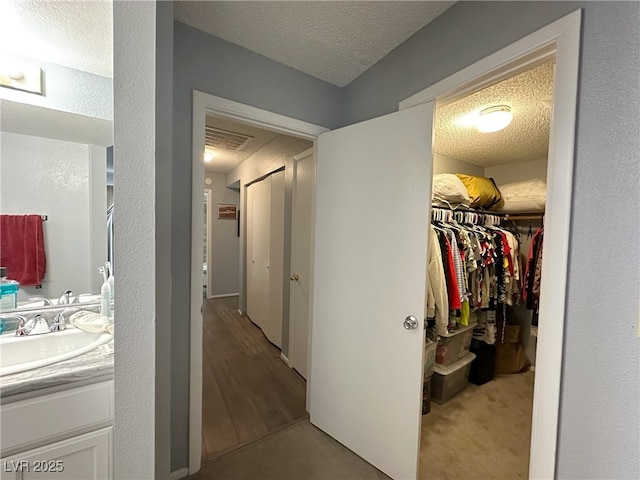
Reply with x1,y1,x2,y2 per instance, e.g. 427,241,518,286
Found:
205,127,254,151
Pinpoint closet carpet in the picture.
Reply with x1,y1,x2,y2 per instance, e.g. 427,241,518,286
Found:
420,370,535,479
201,297,308,462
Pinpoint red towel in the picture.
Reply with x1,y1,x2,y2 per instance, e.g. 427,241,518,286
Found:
0,214,47,285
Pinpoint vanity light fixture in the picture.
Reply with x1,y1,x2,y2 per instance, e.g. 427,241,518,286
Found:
476,105,512,133
0,57,43,95
204,150,216,163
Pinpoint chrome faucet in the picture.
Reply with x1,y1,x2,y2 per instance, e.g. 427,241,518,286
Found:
15,314,51,336
50,308,78,332
58,290,78,305
28,296,53,306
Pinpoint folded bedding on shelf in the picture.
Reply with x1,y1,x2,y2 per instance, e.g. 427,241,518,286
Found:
496,178,546,213
431,173,470,207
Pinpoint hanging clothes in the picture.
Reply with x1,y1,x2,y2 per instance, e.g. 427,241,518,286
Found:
425,226,449,336
427,207,523,343
523,227,544,313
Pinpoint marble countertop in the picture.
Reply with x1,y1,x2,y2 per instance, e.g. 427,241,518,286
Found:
0,340,114,400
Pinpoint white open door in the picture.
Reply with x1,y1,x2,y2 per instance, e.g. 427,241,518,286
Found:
309,102,434,480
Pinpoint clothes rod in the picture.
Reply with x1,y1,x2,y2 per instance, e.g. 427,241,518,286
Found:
499,213,544,221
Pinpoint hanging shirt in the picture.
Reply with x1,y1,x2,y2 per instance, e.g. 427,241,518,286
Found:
425,227,449,336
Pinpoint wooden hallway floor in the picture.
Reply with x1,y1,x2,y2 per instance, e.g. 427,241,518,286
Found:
201,296,308,462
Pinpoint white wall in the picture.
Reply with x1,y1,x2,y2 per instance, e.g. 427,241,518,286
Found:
0,132,106,301
205,173,240,297
433,152,484,176
485,158,547,186
113,1,174,478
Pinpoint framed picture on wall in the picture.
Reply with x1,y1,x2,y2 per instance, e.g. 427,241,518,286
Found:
218,203,237,220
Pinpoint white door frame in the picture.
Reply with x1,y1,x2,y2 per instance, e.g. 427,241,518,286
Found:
204,188,212,299
400,10,581,480
190,91,327,474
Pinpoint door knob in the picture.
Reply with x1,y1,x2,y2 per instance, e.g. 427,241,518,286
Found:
290,274,299,281
403,315,418,330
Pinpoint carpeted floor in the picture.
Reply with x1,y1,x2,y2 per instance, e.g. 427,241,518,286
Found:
420,371,535,479
191,371,534,480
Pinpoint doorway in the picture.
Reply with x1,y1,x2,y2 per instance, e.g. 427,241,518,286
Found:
194,108,319,465
418,59,554,478
189,10,580,476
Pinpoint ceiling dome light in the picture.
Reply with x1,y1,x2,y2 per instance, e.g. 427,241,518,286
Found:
204,151,216,163
476,105,513,133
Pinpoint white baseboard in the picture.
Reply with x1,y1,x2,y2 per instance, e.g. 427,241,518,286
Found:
170,467,189,480
279,352,292,367
210,292,239,299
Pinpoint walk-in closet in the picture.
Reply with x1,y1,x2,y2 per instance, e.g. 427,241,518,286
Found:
419,60,553,478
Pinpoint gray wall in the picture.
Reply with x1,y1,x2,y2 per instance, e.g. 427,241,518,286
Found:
171,21,344,470
343,2,640,478
205,173,240,296
168,3,639,475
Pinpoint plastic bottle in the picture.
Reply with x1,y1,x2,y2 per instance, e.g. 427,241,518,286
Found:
0,266,18,311
105,261,114,321
99,266,111,319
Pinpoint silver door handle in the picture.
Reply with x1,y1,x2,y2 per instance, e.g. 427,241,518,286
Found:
403,316,418,330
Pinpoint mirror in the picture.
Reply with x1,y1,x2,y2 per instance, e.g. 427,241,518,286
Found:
0,3,113,312
0,103,113,309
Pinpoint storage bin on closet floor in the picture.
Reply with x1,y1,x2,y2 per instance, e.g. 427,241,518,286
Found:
469,338,496,386
436,322,476,367
422,375,432,415
432,352,476,404
424,340,437,378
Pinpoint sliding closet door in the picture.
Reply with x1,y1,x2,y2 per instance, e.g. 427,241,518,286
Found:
245,172,284,349
246,177,271,331
266,170,285,348
246,182,256,323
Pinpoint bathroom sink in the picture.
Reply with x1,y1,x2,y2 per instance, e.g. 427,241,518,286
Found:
0,328,113,377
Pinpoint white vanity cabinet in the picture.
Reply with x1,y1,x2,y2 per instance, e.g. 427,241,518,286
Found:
0,381,113,480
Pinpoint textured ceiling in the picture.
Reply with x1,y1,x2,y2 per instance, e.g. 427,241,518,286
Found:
204,117,313,174
174,1,456,87
205,117,279,174
0,0,112,78
434,61,555,167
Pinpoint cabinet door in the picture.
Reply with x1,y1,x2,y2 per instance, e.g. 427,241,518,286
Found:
1,427,112,480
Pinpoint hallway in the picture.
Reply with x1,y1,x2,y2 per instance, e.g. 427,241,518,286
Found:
201,297,307,461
